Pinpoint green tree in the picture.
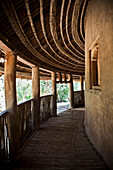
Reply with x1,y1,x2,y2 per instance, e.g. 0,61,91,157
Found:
57,83,69,102
16,79,81,104
40,80,52,96
16,79,32,103
73,82,81,91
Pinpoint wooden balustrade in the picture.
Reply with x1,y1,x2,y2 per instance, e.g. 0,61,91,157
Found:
0,94,54,162
74,91,85,107
17,99,33,144
40,95,53,122
0,110,9,163
0,99,33,162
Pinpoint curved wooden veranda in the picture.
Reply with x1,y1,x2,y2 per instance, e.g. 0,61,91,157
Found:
2,109,108,170
0,0,112,169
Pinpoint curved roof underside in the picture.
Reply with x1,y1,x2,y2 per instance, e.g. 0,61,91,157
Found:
0,0,88,76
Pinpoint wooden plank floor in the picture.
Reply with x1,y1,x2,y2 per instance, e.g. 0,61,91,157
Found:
13,109,108,170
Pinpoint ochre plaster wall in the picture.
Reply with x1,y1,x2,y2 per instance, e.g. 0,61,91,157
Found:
85,0,113,168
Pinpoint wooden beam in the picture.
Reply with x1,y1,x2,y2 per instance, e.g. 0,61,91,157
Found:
32,66,40,130
17,56,35,68
0,40,11,53
80,75,83,91
69,74,74,108
50,0,84,64
72,0,85,51
59,0,85,64
56,80,71,84
1,0,85,73
4,51,19,161
52,72,57,116
65,0,85,58
40,76,51,80
39,0,82,69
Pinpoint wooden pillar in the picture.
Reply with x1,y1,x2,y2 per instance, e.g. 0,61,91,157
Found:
80,75,84,105
4,51,19,160
69,74,74,108
32,65,40,130
58,72,62,83
52,72,57,116
63,73,67,83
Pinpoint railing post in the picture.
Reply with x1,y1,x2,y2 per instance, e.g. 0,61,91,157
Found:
52,72,57,116
4,51,19,161
69,74,74,108
32,65,40,130
63,73,67,83
80,75,84,105
58,72,62,83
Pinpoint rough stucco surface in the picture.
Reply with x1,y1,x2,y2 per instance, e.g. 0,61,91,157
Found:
85,0,113,168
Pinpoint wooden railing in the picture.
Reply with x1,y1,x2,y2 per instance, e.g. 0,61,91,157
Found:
40,94,53,122
0,99,33,162
0,91,85,163
17,99,33,145
0,110,9,162
74,90,85,107
0,95,53,162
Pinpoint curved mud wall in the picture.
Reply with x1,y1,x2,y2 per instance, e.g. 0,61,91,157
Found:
85,0,113,168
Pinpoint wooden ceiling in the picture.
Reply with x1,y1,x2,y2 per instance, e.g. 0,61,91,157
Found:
0,0,88,77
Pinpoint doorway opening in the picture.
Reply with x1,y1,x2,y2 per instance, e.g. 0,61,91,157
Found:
57,83,70,114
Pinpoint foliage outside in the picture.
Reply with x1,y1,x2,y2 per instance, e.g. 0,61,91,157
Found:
0,76,5,112
73,82,81,91
57,83,69,102
0,77,81,112
16,78,32,103
40,80,52,96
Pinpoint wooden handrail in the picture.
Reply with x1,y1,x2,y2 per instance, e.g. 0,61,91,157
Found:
40,94,53,98
56,80,71,84
0,95,54,162
74,90,85,92
0,110,8,118
17,98,33,106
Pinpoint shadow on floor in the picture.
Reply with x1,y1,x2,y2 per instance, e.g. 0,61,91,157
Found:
11,108,109,170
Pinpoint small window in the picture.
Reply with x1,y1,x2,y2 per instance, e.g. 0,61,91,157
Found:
89,42,100,89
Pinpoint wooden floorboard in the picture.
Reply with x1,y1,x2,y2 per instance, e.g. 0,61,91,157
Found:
13,109,108,170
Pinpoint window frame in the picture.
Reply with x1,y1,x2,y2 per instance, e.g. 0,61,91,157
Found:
88,37,101,91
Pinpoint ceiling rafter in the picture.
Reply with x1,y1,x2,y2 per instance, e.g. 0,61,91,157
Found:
65,0,85,58
72,0,85,51
59,0,85,63
50,0,84,65
25,0,74,69
39,0,81,68
25,0,80,70
0,0,89,77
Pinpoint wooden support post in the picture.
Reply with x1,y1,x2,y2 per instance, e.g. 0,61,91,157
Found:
58,72,62,83
52,72,57,116
32,65,40,130
80,75,84,105
69,74,74,108
63,73,67,83
4,51,19,161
